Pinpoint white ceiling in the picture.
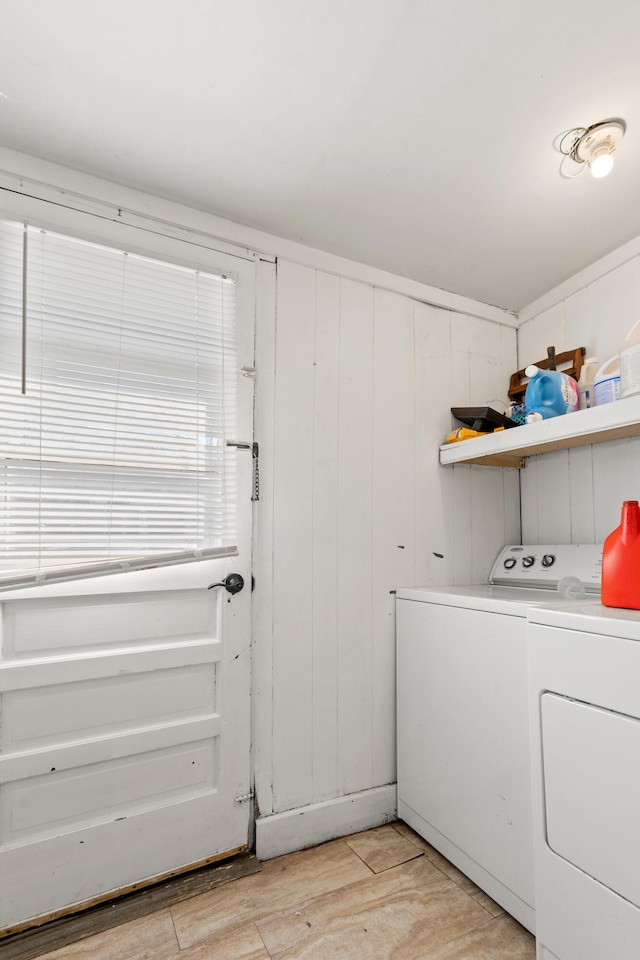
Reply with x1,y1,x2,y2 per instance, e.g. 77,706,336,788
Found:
1,0,639,311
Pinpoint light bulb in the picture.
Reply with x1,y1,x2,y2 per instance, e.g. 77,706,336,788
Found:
590,151,614,178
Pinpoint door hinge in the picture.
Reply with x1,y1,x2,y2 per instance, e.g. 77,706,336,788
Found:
234,791,255,804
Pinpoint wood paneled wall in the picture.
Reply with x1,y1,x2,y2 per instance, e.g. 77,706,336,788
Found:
518,254,640,544
254,259,519,816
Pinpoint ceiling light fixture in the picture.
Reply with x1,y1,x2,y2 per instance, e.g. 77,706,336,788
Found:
556,118,626,179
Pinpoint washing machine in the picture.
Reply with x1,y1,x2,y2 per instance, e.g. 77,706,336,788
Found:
528,601,640,960
396,544,602,935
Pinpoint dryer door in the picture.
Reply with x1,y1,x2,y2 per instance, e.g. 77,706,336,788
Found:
542,692,640,908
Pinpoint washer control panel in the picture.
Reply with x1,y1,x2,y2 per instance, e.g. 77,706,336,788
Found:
490,544,602,592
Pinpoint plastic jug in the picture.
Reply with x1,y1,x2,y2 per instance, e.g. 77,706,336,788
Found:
602,500,640,609
593,355,621,405
524,364,579,422
620,319,640,398
577,357,600,410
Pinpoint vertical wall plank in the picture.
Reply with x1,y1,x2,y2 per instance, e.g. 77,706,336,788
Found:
452,465,472,584
271,261,316,811
449,312,471,406
371,288,415,787
468,318,505,411
503,468,521,546
586,257,640,362
517,302,566,369
531,450,571,543
500,326,518,407
568,446,595,544
336,278,375,796
414,303,455,586
520,457,540,543
252,259,277,816
500,326,519,552
564,288,590,357
469,316,503,360
470,465,509,582
311,271,341,803
592,439,640,542
466,315,520,581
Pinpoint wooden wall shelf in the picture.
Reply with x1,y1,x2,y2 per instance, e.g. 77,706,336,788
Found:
440,396,640,468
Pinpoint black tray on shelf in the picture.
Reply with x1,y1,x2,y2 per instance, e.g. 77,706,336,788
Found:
451,406,518,432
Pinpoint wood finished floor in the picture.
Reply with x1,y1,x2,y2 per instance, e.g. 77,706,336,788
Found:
35,822,535,960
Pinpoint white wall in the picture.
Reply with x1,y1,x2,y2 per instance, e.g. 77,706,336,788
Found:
517,245,640,544
253,259,519,827
0,150,520,850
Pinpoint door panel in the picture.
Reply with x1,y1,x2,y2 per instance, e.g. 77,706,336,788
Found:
4,664,217,750
2,589,215,657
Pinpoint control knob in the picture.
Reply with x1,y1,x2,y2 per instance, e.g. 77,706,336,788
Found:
541,554,556,568
503,557,517,570
522,556,535,568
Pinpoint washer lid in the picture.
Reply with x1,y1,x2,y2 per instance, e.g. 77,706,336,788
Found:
395,583,574,616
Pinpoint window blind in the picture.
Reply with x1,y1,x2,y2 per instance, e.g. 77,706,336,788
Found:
0,219,238,579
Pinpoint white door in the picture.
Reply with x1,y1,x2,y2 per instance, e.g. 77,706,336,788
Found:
0,212,257,932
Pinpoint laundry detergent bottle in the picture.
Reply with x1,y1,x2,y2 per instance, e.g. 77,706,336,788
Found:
594,355,621,405
602,500,640,609
577,357,600,410
524,363,579,422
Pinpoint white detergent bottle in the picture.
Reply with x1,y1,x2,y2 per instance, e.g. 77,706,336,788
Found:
620,319,640,398
593,355,621,405
577,357,600,410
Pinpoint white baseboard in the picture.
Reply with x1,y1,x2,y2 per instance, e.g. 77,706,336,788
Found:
255,784,397,860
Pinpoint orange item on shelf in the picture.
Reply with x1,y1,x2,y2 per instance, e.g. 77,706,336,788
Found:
445,425,505,444
445,427,487,443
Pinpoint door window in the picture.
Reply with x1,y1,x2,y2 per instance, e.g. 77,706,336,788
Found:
0,221,239,583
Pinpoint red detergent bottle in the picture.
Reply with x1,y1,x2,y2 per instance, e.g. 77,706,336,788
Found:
601,500,640,609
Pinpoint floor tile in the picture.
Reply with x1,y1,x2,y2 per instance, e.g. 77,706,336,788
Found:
176,921,270,960
256,856,490,960
413,912,535,959
36,909,179,960
344,823,424,873
471,890,505,918
7,855,262,960
170,839,372,951
392,822,481,895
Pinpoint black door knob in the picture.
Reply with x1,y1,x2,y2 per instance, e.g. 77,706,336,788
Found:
208,573,245,594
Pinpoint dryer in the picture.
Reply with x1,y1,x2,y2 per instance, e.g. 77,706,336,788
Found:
528,602,640,960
